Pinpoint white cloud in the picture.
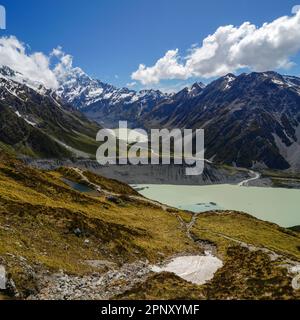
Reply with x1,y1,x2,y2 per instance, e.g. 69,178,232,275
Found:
51,46,64,57
0,38,83,89
51,46,77,81
0,36,58,89
292,5,300,14
132,10,300,85
126,81,137,88
132,49,189,85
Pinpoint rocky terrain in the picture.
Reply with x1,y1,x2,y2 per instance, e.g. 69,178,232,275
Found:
23,158,250,186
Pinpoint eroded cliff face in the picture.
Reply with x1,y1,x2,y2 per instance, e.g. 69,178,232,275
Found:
23,159,250,185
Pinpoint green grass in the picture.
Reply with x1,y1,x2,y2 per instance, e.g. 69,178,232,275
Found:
192,211,300,259
189,212,300,300
0,153,197,297
203,246,300,300
56,167,139,196
116,272,205,300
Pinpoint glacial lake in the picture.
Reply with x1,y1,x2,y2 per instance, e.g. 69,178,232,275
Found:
133,184,300,228
62,178,100,196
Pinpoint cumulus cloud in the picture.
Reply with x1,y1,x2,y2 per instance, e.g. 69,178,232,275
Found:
292,5,300,14
0,36,58,89
132,49,189,85
51,46,76,81
0,37,80,89
132,10,300,85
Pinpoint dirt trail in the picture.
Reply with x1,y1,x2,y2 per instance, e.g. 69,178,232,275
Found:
73,167,172,210
195,226,300,286
186,213,201,242
72,167,210,253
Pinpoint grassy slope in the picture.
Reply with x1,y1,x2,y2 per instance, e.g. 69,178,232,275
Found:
0,151,299,300
0,104,72,159
192,212,300,259
56,167,139,196
116,273,205,300
261,169,300,188
0,152,196,297
119,212,300,300
0,92,101,159
190,212,300,300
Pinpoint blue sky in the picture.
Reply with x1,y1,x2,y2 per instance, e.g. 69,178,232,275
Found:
1,0,300,91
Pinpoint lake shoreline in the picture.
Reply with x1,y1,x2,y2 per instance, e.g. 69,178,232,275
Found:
22,158,300,189
134,184,300,228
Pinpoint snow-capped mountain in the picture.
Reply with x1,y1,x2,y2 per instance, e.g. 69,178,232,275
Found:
2,62,300,171
0,65,50,96
56,67,171,127
140,71,300,170
0,65,100,158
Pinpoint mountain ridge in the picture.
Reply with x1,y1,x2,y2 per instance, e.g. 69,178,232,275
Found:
2,63,300,171
0,66,101,158
161,71,300,170
57,67,300,170
56,66,172,127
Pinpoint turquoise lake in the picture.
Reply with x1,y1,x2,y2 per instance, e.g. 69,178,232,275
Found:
133,184,300,228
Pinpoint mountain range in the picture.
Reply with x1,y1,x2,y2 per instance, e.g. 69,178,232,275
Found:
56,66,170,127
1,64,300,171
56,66,300,171
139,72,300,170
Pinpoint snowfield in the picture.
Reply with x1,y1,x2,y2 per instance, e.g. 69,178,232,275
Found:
151,254,223,285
